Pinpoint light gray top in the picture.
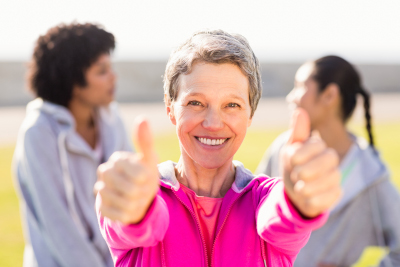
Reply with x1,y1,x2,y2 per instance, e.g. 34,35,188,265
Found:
256,131,400,267
13,99,132,267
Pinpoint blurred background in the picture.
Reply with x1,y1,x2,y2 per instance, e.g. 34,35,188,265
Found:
0,0,399,266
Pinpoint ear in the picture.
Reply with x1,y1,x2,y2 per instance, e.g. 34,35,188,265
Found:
164,94,176,125
247,116,253,127
321,83,340,107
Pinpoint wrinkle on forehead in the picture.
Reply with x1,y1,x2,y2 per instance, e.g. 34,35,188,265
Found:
176,62,250,102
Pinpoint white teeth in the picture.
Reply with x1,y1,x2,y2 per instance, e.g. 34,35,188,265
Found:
198,138,227,146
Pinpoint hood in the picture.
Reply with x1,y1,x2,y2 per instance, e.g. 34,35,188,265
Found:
158,160,257,193
27,98,75,130
332,134,389,213
26,98,124,158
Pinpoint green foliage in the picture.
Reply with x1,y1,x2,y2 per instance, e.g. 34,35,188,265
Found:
1,122,399,266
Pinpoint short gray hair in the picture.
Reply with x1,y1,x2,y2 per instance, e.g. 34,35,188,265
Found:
163,29,262,117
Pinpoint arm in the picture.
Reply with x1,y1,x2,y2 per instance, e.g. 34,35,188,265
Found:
375,180,400,267
16,125,108,267
95,118,165,262
256,109,340,258
96,192,169,250
256,179,328,256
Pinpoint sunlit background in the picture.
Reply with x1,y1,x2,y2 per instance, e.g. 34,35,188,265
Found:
1,0,399,266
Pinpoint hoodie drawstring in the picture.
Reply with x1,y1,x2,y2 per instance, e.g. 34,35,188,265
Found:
58,131,87,237
260,238,268,267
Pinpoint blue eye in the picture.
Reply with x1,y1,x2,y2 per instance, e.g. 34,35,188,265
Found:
227,103,240,108
188,101,202,106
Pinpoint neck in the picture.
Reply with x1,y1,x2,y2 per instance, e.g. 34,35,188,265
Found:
175,154,236,198
315,117,353,162
68,98,95,130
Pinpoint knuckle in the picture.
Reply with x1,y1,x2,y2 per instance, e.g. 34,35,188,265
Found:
300,186,312,198
284,144,301,166
297,168,309,181
97,163,110,178
109,151,125,162
123,183,135,196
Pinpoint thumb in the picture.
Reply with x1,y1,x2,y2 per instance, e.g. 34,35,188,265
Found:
134,117,157,164
288,108,311,144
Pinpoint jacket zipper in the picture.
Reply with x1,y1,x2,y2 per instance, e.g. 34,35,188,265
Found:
210,182,268,267
260,238,268,267
210,189,247,267
172,190,209,267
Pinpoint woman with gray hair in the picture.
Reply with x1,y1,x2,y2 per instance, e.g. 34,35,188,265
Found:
95,30,342,267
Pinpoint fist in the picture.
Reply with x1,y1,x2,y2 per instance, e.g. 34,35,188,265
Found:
282,109,342,218
95,118,159,224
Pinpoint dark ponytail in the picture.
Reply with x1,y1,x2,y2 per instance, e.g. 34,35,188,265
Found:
358,87,374,147
311,55,375,147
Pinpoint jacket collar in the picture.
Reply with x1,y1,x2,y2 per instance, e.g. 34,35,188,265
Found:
158,160,261,234
158,160,256,193
331,135,389,213
27,98,123,160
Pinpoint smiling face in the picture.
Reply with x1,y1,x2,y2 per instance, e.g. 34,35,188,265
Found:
167,62,252,169
72,53,116,108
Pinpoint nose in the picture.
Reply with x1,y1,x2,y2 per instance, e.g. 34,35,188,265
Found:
286,88,295,104
202,107,224,131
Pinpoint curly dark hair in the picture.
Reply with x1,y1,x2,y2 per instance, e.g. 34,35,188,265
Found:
28,22,115,107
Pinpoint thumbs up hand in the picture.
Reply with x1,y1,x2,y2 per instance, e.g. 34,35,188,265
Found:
282,109,342,218
95,117,160,225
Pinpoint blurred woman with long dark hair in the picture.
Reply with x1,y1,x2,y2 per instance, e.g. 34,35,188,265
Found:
256,55,400,266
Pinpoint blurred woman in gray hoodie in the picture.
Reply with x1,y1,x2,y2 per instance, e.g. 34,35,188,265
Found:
256,56,400,267
13,23,132,267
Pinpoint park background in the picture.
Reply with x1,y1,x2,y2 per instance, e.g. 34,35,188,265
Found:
1,0,399,266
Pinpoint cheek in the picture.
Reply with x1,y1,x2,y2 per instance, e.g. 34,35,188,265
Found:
232,114,250,143
92,76,110,91
296,90,313,109
174,107,200,138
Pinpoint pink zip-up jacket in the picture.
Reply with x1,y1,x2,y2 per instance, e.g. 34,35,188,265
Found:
97,161,329,267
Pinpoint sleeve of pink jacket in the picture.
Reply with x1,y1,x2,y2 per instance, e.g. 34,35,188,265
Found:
96,191,169,251
256,178,329,257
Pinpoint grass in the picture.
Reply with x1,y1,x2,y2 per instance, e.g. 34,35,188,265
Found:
1,122,399,266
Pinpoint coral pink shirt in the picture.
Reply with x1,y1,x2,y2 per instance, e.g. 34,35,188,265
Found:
180,184,223,266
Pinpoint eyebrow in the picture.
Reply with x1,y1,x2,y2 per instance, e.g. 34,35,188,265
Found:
95,62,109,67
186,92,246,103
227,94,246,103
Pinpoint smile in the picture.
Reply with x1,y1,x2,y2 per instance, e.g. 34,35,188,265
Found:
195,137,228,146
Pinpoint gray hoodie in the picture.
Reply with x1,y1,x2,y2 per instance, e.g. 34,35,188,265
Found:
13,99,132,267
256,131,400,267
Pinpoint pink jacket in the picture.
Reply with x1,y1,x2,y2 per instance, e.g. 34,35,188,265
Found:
97,161,328,267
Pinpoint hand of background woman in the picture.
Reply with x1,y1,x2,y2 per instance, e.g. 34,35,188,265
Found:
95,118,160,224
282,109,342,218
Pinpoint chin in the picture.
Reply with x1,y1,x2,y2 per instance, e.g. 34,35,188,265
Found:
193,156,231,170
